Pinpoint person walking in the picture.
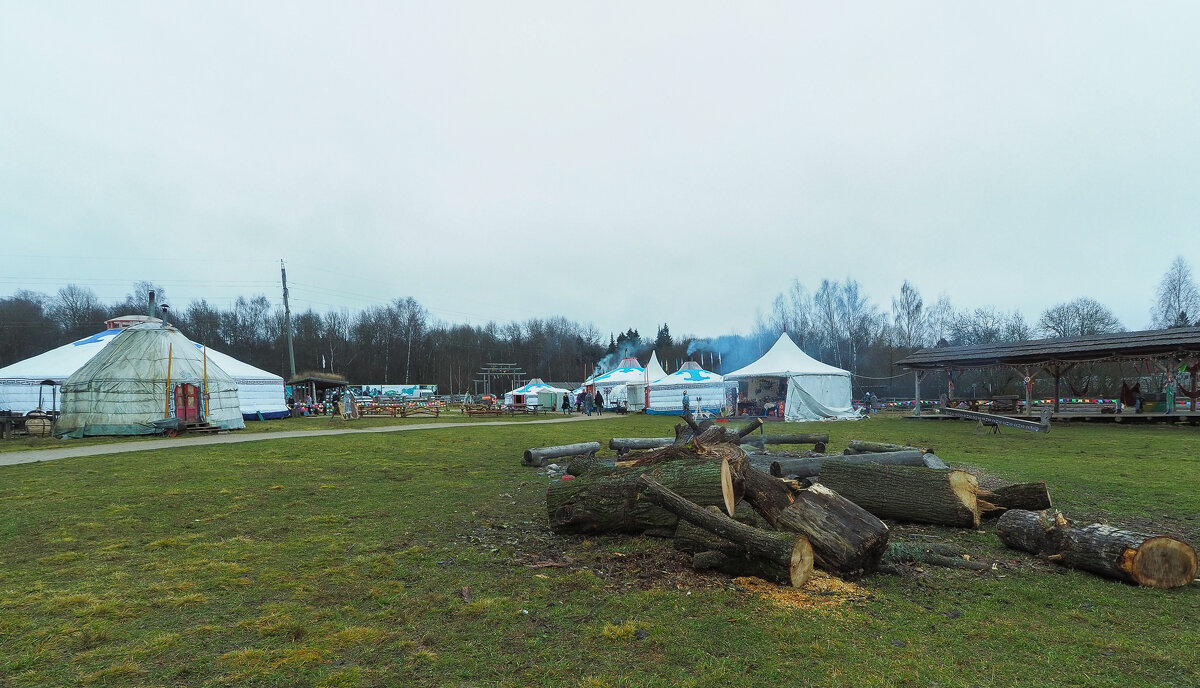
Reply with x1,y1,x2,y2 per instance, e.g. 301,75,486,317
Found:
584,391,594,416
594,391,604,415
561,393,571,415
682,390,690,415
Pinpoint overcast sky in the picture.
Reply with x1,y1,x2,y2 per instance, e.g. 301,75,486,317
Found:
2,2,1198,338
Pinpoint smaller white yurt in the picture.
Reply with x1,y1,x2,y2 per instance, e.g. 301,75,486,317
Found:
0,328,126,414
648,361,737,415
590,356,645,409
55,324,245,437
504,379,570,410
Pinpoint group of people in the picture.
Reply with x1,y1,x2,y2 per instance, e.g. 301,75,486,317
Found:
561,390,606,416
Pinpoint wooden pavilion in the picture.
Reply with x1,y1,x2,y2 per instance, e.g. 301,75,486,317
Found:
896,327,1200,422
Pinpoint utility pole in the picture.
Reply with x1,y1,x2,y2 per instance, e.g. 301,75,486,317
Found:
281,259,297,380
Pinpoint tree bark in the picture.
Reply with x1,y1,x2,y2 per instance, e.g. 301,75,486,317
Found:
639,475,813,587
546,458,739,535
523,442,601,467
997,509,1197,589
770,452,942,479
845,440,933,455
609,437,673,455
977,481,1052,517
741,433,829,450
772,483,891,578
815,464,981,527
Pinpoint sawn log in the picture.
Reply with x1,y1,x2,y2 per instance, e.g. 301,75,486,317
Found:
815,463,981,527
523,442,601,467
770,452,948,479
996,509,1197,589
639,475,813,587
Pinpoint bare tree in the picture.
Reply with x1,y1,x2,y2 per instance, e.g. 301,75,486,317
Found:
50,284,106,339
1038,298,1124,338
926,294,956,346
890,280,927,349
1150,256,1200,328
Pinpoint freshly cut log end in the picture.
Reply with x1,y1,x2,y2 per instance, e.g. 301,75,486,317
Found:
978,482,1053,517
721,458,736,517
948,471,981,528
789,537,815,587
1130,536,1199,589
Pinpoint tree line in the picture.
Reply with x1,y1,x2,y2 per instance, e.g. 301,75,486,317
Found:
2,258,1197,399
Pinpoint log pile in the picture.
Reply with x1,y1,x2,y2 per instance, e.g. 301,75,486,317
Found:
535,428,1195,590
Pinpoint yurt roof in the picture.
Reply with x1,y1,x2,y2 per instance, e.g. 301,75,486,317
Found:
723,333,849,379
509,378,570,395
654,360,724,385
0,329,124,382
592,357,644,384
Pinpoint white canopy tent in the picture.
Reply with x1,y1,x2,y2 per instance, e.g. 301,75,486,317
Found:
648,361,737,415
55,324,245,437
0,317,289,420
723,333,859,421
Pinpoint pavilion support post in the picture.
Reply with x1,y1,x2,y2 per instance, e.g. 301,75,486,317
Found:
1053,374,1060,415
913,371,927,417
1024,367,1033,418
1190,361,1198,413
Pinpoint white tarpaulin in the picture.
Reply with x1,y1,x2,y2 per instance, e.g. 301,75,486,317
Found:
724,333,858,421
504,378,570,408
55,324,245,437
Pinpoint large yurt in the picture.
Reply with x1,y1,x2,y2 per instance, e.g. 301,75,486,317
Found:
0,316,288,420
647,361,737,415
723,333,858,421
504,378,570,410
589,356,644,409
54,323,245,437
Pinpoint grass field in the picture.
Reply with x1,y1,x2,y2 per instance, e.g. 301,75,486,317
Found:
1,415,1197,687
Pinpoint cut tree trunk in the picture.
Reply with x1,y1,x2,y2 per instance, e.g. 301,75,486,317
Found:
815,463,981,527
725,455,890,578
772,483,891,578
977,482,1052,517
523,442,601,467
996,509,1197,589
845,440,933,455
639,475,813,587
769,452,944,479
546,458,739,535
609,437,673,455
742,433,829,452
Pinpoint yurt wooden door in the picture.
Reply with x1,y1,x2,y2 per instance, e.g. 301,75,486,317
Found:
174,384,201,421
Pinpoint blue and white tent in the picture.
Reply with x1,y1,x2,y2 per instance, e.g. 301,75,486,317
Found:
648,361,736,415
589,356,644,409
504,378,570,409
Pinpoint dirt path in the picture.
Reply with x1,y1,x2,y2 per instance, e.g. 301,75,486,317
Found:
0,414,616,467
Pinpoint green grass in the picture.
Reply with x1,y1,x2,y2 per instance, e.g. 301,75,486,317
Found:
1,416,1197,687
0,408,571,454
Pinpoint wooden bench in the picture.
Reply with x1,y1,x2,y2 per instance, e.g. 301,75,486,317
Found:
463,404,504,416
400,405,440,418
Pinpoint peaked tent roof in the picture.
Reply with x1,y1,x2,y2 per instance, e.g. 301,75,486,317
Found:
652,360,724,386
644,351,667,384
724,333,849,379
591,356,645,385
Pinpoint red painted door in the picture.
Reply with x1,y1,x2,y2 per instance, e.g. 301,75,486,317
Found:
175,384,200,421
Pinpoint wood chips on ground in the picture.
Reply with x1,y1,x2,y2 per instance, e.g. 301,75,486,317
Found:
732,571,871,611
